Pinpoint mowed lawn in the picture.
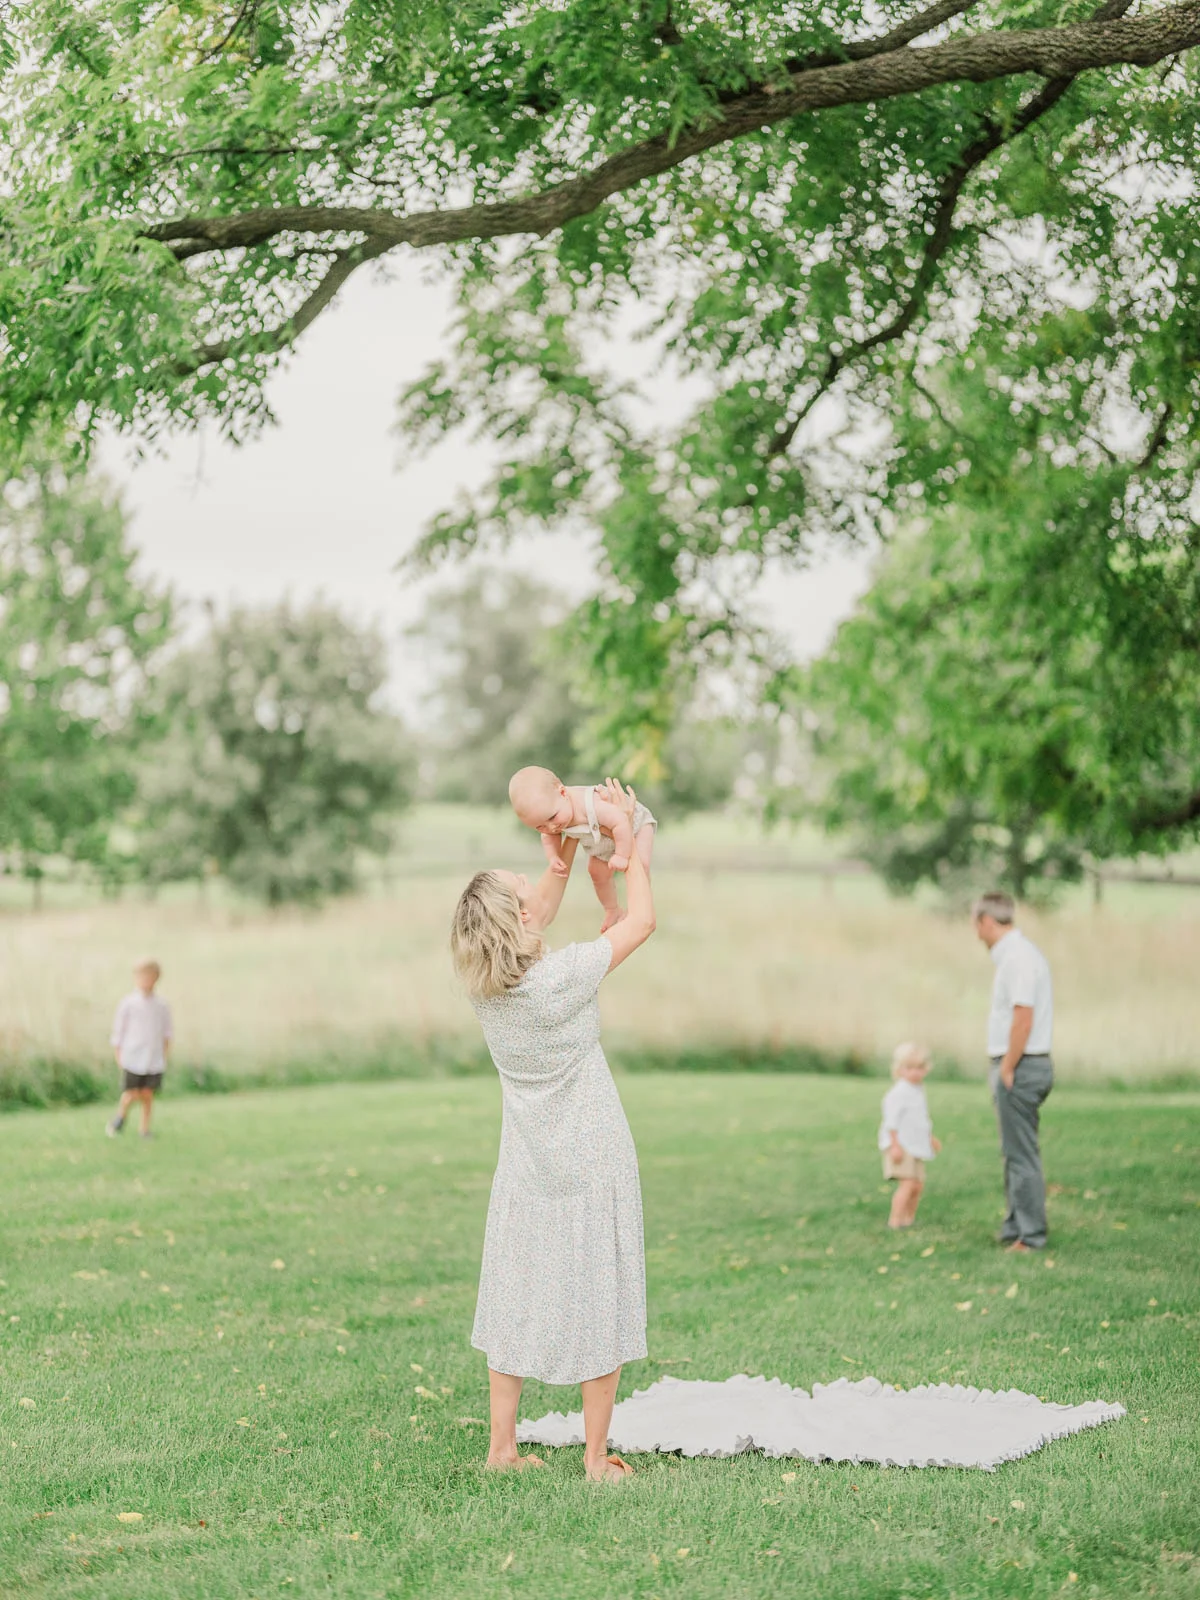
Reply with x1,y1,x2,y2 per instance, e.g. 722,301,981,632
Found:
1,1076,1197,1600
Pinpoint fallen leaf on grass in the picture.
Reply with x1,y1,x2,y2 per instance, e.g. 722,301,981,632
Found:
72,1272,98,1282
271,1260,286,1271
235,1418,251,1427
117,1512,143,1523
920,1246,935,1258
500,1552,514,1571
675,1548,690,1559
1005,1283,1019,1299
781,1472,797,1483
18,1398,35,1410
457,1417,485,1427
955,1302,973,1312
1010,1500,1025,1510
413,1386,437,1399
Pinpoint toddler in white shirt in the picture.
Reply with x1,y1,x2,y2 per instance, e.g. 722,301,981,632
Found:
878,1042,941,1229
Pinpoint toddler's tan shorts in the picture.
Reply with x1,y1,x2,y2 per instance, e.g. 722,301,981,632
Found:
883,1151,925,1182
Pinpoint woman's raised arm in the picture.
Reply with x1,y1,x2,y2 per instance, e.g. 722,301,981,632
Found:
526,834,580,930
600,781,656,972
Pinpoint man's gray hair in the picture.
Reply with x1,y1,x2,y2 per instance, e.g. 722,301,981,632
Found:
972,891,1015,924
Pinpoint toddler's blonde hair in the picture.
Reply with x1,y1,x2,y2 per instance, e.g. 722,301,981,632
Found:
134,957,162,979
451,871,545,1000
891,1041,931,1079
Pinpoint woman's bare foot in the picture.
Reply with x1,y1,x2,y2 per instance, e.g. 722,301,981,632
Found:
485,1451,546,1471
585,1453,633,1483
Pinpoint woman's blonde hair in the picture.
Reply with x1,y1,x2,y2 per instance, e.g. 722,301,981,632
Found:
451,871,544,1000
891,1041,932,1079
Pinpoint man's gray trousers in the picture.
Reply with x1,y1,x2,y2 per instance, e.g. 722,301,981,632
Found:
989,1054,1054,1249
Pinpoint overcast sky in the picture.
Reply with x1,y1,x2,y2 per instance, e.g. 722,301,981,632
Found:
102,256,872,714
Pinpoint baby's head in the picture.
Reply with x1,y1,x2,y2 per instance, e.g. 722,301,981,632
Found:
508,766,573,834
891,1041,931,1084
134,957,161,995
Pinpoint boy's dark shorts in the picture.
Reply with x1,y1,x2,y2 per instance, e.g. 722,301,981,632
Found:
121,1071,163,1093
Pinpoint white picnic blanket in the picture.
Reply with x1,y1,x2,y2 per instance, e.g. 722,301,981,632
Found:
516,1373,1125,1470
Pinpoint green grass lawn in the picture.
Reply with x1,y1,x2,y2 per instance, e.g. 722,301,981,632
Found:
1,1075,1197,1600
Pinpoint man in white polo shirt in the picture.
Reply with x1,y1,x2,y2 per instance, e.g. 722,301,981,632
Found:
973,891,1054,1252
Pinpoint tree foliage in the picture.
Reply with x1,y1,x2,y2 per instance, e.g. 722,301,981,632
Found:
0,457,171,886
794,368,1200,893
4,2,1200,858
409,570,584,805
411,567,751,811
137,601,413,903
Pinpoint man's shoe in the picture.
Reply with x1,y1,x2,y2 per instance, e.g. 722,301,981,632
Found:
1004,1239,1033,1253
139,1130,154,1140
106,1116,124,1137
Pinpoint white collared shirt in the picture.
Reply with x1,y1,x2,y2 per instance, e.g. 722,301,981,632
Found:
878,1079,935,1161
987,928,1053,1056
111,991,173,1075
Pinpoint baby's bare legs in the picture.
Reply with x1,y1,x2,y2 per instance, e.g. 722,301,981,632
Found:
888,1178,923,1228
582,1367,632,1481
588,855,623,932
485,1368,544,1471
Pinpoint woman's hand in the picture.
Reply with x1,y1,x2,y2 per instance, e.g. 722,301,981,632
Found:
601,777,638,819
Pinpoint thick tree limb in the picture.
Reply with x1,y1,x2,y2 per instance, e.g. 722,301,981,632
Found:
767,0,1135,456
146,4,1200,259
146,2,1200,370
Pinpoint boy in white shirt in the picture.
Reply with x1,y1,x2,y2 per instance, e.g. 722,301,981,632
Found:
106,958,173,1139
878,1042,941,1229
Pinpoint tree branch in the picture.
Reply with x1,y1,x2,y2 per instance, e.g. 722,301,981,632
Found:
146,5,1200,258
173,240,392,371
1137,403,1173,467
766,0,1137,457
146,2,1200,368
780,0,983,75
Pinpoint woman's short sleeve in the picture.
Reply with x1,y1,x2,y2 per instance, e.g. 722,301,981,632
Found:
562,937,613,1002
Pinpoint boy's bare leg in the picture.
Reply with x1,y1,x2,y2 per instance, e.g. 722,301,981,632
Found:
485,1369,544,1471
138,1088,154,1136
582,1367,631,1481
904,1180,924,1225
888,1179,919,1228
589,857,623,932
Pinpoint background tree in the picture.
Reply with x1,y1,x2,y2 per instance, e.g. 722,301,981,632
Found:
0,455,171,899
791,386,1200,894
137,602,413,904
409,571,583,804
410,568,751,811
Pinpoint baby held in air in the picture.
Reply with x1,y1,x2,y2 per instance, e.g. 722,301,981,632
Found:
508,766,657,931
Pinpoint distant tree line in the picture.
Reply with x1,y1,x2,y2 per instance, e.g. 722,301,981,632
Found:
0,464,766,908
5,446,1195,910
0,456,413,905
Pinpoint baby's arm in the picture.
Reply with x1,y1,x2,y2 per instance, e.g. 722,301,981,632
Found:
541,831,570,878
591,790,635,871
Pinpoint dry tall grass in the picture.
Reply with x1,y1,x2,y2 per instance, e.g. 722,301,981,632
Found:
0,807,1195,1085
